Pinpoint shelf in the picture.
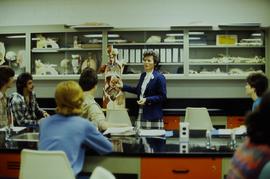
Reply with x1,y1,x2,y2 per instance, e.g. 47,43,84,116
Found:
189,45,264,48
113,43,183,46
189,63,265,66
32,47,102,53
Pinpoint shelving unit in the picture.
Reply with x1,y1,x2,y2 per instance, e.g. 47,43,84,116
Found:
108,29,184,75
188,29,266,77
0,33,26,74
0,24,268,81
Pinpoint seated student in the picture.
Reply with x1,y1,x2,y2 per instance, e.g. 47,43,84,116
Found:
79,68,108,131
0,66,15,128
227,91,270,179
245,72,268,111
38,81,113,178
9,72,48,126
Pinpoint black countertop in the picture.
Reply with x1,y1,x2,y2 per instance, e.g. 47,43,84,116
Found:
0,133,241,158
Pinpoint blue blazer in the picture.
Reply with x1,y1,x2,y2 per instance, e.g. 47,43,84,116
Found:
123,70,167,121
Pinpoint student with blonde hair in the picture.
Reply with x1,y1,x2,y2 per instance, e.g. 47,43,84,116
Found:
39,81,112,178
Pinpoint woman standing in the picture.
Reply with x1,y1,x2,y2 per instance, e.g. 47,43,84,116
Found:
120,50,167,129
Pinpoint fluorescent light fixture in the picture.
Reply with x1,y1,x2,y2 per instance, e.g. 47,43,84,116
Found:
84,34,102,38
166,33,183,37
32,38,41,41
84,34,120,38
6,35,26,39
189,32,204,35
108,34,120,38
108,39,127,43
251,33,262,37
164,39,183,43
189,37,201,40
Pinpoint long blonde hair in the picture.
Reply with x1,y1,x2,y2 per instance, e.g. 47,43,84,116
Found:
55,81,84,116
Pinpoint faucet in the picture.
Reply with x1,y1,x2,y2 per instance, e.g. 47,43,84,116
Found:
135,107,143,136
229,131,237,150
205,130,212,149
5,126,14,141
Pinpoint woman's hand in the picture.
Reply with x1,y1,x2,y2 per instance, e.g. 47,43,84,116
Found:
137,98,146,105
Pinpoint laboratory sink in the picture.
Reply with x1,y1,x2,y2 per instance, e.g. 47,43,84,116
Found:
8,132,39,142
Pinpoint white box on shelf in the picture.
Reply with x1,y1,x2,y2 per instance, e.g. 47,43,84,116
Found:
129,49,135,63
135,49,141,63
172,48,179,63
166,48,172,62
160,48,166,63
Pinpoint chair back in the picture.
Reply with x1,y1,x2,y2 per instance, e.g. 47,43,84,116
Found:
184,107,213,131
19,149,75,179
259,161,270,179
90,166,115,179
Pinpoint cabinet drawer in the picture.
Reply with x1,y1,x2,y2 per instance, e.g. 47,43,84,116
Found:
0,153,20,178
141,157,221,179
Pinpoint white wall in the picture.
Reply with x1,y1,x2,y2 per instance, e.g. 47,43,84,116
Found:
0,0,270,27
1,0,269,98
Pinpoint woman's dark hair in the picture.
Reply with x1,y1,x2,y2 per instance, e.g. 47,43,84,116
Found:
143,50,160,68
79,67,98,91
0,66,15,89
246,72,268,97
246,91,270,145
16,72,33,95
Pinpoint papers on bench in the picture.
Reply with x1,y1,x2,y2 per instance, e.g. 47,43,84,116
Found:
138,129,166,137
211,125,247,136
103,127,135,136
103,127,166,137
0,126,26,132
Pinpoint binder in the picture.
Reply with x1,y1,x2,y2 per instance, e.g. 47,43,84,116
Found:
172,48,179,63
129,49,135,63
166,48,172,62
135,49,141,63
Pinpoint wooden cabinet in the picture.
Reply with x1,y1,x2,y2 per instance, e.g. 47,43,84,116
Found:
0,153,20,178
141,157,222,179
227,116,245,128
163,116,180,130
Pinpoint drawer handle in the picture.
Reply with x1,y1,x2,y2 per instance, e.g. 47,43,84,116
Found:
172,169,190,174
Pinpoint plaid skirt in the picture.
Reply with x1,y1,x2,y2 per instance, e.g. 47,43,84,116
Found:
135,119,164,129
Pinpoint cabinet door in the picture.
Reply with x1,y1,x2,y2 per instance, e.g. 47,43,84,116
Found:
141,157,221,179
31,32,103,76
0,153,20,178
188,30,265,78
108,30,184,75
0,33,27,74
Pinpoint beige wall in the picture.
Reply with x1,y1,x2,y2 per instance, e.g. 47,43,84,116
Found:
0,0,270,27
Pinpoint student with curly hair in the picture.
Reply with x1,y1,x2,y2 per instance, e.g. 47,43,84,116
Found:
227,91,270,179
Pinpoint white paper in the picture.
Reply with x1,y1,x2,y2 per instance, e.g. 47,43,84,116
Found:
0,126,26,132
138,129,166,136
103,127,135,136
